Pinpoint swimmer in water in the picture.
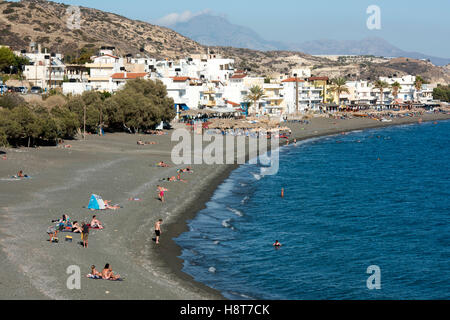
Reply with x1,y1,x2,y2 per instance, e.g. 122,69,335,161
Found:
273,240,282,248
281,188,284,198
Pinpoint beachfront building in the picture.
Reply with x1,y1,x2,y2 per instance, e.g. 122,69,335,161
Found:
308,77,329,103
111,72,149,91
379,75,416,103
281,77,323,113
343,80,377,105
419,84,434,103
126,56,156,73
86,48,124,92
161,76,204,113
20,44,66,89
262,82,285,115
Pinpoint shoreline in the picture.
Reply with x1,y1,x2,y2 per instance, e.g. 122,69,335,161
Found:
156,112,450,300
0,112,449,300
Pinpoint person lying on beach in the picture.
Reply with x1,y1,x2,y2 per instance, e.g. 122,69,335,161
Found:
2,155,6,160
104,200,121,210
181,167,193,173
128,197,142,201
101,263,121,280
90,215,104,229
72,221,82,233
160,176,187,183
137,140,145,145
86,265,102,279
15,170,30,178
157,161,170,167
144,141,157,145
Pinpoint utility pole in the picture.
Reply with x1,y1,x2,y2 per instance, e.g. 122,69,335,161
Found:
48,56,52,91
294,73,299,114
83,105,86,140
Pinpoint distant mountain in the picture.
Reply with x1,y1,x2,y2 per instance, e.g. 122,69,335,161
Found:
167,13,284,52
288,37,450,67
168,13,450,66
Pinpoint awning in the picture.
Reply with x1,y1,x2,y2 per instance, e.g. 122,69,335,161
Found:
175,104,190,111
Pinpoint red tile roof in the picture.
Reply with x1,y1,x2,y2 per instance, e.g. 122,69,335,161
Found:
172,76,199,82
225,100,240,106
111,72,148,79
281,77,305,83
308,77,329,81
93,54,120,60
230,74,247,79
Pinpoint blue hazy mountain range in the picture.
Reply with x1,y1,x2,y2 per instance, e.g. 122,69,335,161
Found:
168,13,450,66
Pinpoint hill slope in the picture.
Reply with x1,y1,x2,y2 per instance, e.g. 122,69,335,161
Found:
0,0,204,59
0,0,448,84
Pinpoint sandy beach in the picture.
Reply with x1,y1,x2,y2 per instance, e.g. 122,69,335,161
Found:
1,111,449,300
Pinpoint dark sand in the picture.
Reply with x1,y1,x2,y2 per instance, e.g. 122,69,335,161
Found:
1,112,448,299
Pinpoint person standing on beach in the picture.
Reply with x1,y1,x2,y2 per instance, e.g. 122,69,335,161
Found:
82,222,89,248
155,219,163,244
157,185,168,203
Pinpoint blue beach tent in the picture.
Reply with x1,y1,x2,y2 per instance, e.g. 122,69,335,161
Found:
87,194,106,210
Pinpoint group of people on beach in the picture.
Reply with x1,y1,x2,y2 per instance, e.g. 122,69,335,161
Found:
46,214,103,248
87,263,121,281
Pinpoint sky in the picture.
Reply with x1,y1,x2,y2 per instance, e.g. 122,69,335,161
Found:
23,0,450,57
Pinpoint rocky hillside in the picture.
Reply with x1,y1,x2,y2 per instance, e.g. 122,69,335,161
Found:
0,0,204,59
1,0,448,84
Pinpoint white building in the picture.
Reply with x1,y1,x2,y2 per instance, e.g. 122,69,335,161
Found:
21,51,65,89
379,75,416,103
281,78,322,113
86,48,124,92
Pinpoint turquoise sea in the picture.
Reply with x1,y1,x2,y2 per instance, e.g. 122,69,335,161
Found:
175,120,450,299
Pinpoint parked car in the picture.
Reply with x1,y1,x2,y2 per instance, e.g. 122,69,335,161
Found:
16,86,28,94
30,86,43,94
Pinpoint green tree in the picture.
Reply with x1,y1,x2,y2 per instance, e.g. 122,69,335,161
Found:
391,81,402,100
414,76,426,102
245,85,265,116
432,85,450,102
0,46,15,73
373,80,390,105
106,79,175,132
328,78,349,105
0,93,26,109
9,105,41,147
50,106,80,139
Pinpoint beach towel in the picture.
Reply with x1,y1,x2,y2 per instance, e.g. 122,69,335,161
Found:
86,275,124,281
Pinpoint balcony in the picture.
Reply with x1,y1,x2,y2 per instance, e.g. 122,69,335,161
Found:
85,63,114,69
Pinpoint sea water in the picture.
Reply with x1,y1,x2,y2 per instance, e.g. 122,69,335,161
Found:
175,120,450,300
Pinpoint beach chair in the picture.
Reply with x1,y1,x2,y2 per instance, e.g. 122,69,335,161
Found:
65,235,73,242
